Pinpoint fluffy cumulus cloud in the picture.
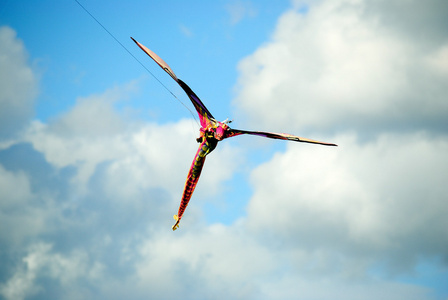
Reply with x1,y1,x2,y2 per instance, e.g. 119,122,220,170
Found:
0,27,37,140
233,0,448,134
231,0,448,297
247,133,448,272
1,0,448,299
0,28,243,299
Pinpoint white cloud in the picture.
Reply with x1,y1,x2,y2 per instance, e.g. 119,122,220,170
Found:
0,164,47,248
123,221,438,300
258,275,434,300
246,132,448,273
0,27,37,140
426,44,448,75
0,243,104,300
179,24,193,37
233,0,448,134
226,0,257,25
135,225,276,299
226,1,448,293
0,77,245,297
23,83,242,206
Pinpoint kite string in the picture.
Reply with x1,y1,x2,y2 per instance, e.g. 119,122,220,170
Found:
73,0,200,125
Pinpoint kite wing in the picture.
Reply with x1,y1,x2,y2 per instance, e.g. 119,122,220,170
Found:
131,37,214,128
177,79,215,128
227,128,337,146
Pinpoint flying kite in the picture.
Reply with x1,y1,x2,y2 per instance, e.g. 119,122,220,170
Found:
131,37,337,231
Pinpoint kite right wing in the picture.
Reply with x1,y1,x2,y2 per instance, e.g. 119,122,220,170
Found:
227,128,337,146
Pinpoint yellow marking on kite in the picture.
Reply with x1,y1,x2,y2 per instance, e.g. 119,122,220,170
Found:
172,215,180,231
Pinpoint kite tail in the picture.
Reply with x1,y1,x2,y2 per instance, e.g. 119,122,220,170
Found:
172,139,211,231
172,215,180,231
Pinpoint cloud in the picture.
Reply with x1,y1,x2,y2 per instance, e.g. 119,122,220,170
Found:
134,225,275,299
0,52,244,298
226,0,257,25
0,27,38,140
0,160,41,248
179,24,193,37
22,82,242,202
246,133,448,273
233,0,448,135
0,243,104,300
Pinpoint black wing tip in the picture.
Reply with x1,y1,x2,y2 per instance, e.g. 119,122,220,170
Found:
298,139,337,146
290,137,337,146
310,142,338,147
318,142,338,147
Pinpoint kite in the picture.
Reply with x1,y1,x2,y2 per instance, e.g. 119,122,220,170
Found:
131,37,337,231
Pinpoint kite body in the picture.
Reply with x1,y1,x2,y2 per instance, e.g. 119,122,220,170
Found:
173,131,217,230
131,37,337,231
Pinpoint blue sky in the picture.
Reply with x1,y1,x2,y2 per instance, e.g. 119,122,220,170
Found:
2,0,289,122
1,0,448,299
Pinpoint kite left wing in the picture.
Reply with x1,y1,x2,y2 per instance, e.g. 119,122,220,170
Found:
177,79,215,128
131,37,178,81
131,37,215,128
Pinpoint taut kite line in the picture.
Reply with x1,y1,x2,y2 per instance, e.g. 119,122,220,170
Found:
131,37,337,231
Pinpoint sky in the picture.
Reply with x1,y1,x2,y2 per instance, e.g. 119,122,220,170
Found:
1,0,448,299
